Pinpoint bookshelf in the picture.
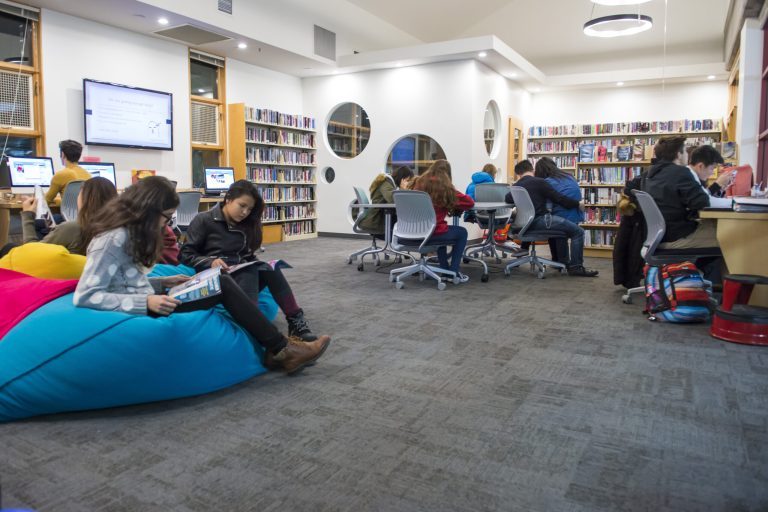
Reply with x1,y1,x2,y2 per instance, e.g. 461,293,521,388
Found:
228,103,318,243
527,119,723,258
327,120,370,158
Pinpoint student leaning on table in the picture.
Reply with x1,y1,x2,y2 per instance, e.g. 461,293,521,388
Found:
74,176,330,374
358,166,414,235
45,139,92,205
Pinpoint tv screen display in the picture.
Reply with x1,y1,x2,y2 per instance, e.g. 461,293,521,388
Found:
204,167,235,194
79,162,117,187
391,137,415,163
8,156,55,188
83,79,173,150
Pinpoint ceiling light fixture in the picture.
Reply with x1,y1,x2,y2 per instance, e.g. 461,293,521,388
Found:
157,17,169,25
478,51,487,58
707,74,716,80
237,42,247,49
616,81,624,86
584,13,653,38
590,0,652,5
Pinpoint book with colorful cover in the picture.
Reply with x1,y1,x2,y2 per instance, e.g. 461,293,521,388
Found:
131,169,156,184
596,145,608,162
632,142,645,161
579,143,595,163
615,144,632,161
168,267,221,303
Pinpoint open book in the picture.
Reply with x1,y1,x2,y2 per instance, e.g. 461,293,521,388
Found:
168,267,222,303
34,184,56,229
226,259,293,274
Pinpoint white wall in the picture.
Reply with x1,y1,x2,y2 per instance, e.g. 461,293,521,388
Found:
226,59,303,113
302,60,528,234
41,9,191,189
529,81,729,127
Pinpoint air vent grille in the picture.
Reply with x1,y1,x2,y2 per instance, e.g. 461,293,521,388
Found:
218,0,233,14
314,25,336,61
0,70,33,129
191,102,219,145
155,24,231,45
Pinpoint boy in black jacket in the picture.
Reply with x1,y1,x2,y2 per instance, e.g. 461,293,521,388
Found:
641,136,718,249
506,160,598,277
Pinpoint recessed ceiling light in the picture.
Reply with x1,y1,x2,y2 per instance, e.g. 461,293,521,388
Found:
157,17,169,25
508,72,517,78
478,52,487,58
237,42,247,49
584,14,653,38
591,0,652,4
395,62,403,67
707,75,716,80
616,81,624,86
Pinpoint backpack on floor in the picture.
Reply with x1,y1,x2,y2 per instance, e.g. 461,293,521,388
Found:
643,262,713,322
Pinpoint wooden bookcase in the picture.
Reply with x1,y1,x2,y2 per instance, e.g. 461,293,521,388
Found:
228,103,318,242
527,119,724,258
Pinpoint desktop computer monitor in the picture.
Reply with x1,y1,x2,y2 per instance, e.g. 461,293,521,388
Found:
79,162,117,187
204,167,235,195
8,156,55,194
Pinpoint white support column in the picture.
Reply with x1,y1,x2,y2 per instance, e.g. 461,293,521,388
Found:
736,18,764,173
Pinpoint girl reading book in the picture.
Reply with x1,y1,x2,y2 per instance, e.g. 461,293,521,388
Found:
180,179,321,342
411,160,474,283
74,176,330,374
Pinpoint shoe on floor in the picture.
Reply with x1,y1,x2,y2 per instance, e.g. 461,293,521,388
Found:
286,309,318,341
567,265,599,277
265,335,331,374
456,272,470,283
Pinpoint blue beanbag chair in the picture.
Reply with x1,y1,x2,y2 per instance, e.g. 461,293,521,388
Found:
0,264,279,422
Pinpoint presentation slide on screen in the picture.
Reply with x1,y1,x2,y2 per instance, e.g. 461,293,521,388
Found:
85,82,172,149
8,157,54,186
205,169,235,190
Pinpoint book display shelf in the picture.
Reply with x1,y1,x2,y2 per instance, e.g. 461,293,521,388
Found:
228,103,318,242
527,119,724,258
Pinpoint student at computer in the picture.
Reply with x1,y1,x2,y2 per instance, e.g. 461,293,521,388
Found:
641,136,720,249
4,177,116,256
688,145,732,206
505,160,598,277
358,166,414,235
180,180,322,342
74,176,330,374
411,159,474,283
45,140,92,205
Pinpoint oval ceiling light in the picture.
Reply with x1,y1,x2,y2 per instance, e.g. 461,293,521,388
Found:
584,14,653,38
591,0,652,5
478,51,487,58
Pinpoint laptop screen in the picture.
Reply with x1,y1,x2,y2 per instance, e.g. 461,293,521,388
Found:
204,167,235,194
79,162,117,187
8,156,55,188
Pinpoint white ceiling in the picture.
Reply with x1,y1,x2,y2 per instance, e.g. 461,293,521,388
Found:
25,0,732,89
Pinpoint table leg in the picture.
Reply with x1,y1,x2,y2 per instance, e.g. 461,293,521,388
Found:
0,208,9,247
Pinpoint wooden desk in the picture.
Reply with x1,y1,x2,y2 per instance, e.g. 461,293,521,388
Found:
699,210,768,307
0,200,23,247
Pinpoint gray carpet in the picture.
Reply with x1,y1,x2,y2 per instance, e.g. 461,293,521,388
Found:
2,237,767,511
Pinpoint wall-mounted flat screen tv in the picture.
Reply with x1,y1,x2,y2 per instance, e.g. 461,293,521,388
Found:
83,78,173,150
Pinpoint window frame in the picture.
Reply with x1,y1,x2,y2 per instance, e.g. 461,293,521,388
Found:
758,22,768,184
189,50,226,187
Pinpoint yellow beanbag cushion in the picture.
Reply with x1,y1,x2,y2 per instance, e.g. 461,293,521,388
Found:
0,243,86,279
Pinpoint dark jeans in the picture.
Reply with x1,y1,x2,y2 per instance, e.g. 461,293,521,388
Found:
231,265,300,317
175,274,286,353
529,215,584,267
34,214,65,239
429,225,468,273
1,242,17,258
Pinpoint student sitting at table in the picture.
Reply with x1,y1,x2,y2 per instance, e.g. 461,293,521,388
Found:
0,177,116,257
534,157,583,266
411,159,474,283
463,163,497,224
506,160,598,277
46,140,92,205
180,179,321,341
358,166,414,236
75,176,330,374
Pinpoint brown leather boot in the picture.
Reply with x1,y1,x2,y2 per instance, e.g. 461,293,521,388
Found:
266,335,331,374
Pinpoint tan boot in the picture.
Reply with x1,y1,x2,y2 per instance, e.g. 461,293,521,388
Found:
267,335,331,374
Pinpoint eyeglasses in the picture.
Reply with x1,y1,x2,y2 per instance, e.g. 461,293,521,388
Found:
161,212,174,226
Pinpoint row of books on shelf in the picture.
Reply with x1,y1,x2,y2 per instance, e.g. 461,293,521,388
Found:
329,141,354,153
583,206,619,225
528,155,577,168
577,167,641,185
283,220,316,237
245,107,315,130
584,229,617,248
577,138,729,163
583,187,621,204
263,204,315,222
246,127,316,148
246,147,316,166
257,185,315,202
528,118,722,137
247,167,315,183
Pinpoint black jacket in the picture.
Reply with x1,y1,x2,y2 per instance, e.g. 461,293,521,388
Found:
641,161,710,242
180,204,257,271
505,175,580,217
613,176,646,288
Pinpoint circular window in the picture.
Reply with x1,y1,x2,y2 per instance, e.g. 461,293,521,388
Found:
483,100,500,158
326,103,371,159
321,167,335,184
386,134,446,176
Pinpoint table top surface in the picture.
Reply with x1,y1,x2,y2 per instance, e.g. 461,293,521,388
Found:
358,201,510,210
700,210,768,220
